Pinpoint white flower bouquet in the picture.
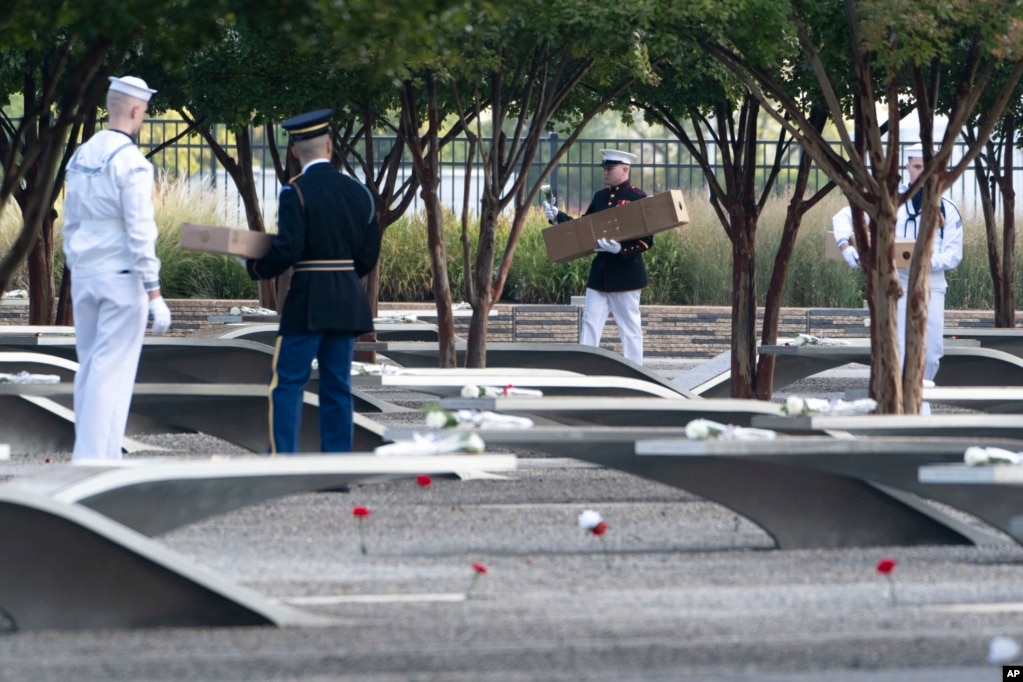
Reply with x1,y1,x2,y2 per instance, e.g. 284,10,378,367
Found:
351,361,404,376
425,407,534,430
684,418,776,441
229,305,277,316
374,431,486,457
782,395,877,416
964,446,1023,466
0,372,60,384
460,384,544,398
539,184,554,204
373,313,419,323
784,333,850,347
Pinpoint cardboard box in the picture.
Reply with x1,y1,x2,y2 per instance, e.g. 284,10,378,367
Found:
826,231,916,268
542,190,689,263
179,223,274,258
893,238,916,269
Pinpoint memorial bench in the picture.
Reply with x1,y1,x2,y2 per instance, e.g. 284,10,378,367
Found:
359,341,698,398
0,383,390,455
356,373,693,399
755,343,1023,393
0,342,407,413
438,395,783,427
750,413,1023,441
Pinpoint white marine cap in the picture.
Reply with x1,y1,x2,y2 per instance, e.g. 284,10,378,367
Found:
108,75,157,102
600,149,638,166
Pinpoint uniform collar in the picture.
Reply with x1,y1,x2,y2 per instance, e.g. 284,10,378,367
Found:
302,158,331,174
607,182,632,192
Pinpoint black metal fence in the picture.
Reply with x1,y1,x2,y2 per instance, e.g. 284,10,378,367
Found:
136,119,997,224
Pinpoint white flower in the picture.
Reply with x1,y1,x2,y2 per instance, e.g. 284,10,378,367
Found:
964,446,990,466
785,396,807,416
461,384,482,398
685,419,711,440
425,409,456,429
988,635,1021,664
458,433,486,453
578,509,603,530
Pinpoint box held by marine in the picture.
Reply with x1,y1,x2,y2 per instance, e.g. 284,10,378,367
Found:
179,223,274,258
541,190,689,263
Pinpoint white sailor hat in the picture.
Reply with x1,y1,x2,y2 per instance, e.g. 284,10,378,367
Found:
600,149,638,167
107,76,157,102
904,143,931,160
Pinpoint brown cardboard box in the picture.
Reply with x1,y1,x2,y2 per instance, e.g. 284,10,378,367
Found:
179,223,274,258
894,238,916,269
825,231,916,268
542,190,689,263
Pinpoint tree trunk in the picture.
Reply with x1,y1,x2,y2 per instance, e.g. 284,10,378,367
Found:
867,200,904,414
423,187,457,367
997,116,1016,327
26,207,56,325
730,216,758,398
465,192,501,368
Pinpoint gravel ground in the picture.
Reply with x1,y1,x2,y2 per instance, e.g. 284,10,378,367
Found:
0,360,1017,681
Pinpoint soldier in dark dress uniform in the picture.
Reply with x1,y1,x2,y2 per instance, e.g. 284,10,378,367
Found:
544,149,652,364
243,109,381,453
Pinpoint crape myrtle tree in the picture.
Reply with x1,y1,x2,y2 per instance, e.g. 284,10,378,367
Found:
435,0,662,367
959,68,1023,327
159,2,467,313
627,44,838,399
0,0,311,321
697,0,1023,413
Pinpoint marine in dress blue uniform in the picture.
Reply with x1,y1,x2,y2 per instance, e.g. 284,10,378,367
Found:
244,109,381,453
546,149,652,364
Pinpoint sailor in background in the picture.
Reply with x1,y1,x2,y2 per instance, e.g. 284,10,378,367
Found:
243,109,381,453
544,149,652,365
62,75,171,461
833,143,963,387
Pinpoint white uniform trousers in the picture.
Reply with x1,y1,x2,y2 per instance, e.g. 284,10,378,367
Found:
579,287,644,365
896,281,945,382
71,271,147,460
896,277,945,416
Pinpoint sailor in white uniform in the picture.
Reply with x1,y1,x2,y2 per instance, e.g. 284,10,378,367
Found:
62,75,172,460
833,143,963,384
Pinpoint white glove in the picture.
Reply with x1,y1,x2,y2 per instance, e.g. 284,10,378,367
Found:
148,296,172,335
543,200,559,223
595,238,622,254
841,244,859,269
234,256,248,268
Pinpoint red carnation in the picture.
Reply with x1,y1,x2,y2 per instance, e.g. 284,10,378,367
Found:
876,557,898,605
467,562,489,597
352,505,371,554
590,521,608,537
416,474,432,488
